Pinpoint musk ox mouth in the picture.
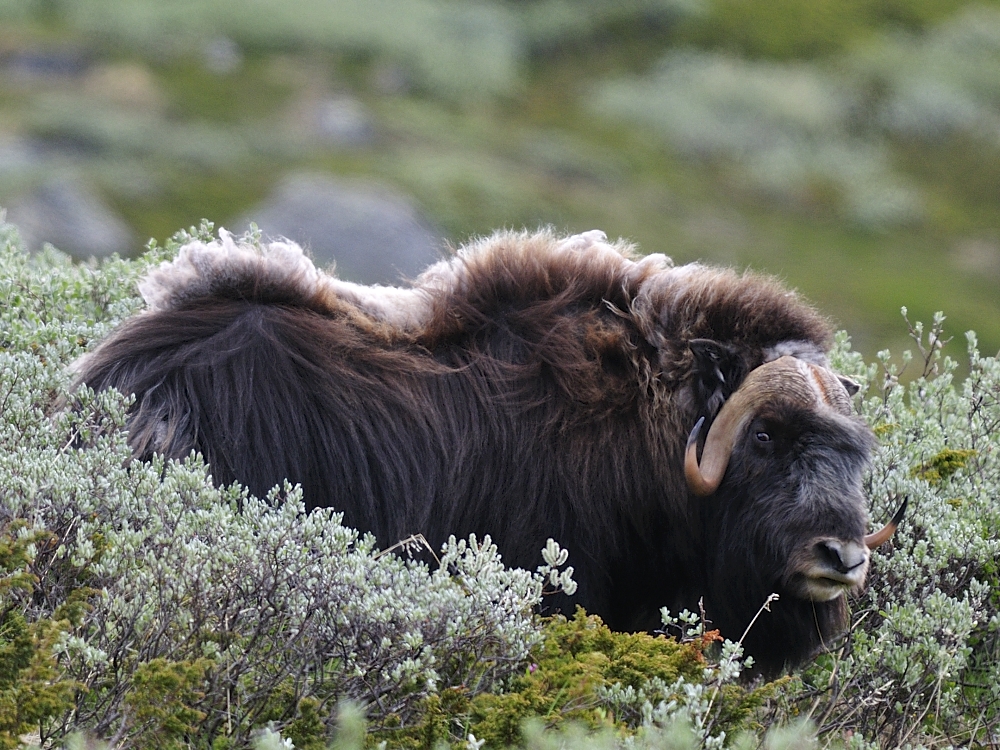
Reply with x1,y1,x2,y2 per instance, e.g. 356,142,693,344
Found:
801,570,866,601
791,538,870,601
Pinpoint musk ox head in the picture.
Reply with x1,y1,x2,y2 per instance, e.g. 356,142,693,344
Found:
682,354,902,671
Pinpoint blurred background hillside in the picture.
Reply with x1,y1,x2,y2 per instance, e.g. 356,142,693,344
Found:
2,0,1000,359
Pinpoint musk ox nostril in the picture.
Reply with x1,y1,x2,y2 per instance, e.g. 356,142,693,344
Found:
816,540,867,574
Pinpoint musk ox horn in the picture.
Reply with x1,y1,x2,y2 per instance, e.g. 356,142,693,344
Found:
684,356,840,496
864,497,908,549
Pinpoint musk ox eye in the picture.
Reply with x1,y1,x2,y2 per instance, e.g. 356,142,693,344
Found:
748,418,775,446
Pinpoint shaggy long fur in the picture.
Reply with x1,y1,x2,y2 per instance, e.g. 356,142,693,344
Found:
76,228,874,675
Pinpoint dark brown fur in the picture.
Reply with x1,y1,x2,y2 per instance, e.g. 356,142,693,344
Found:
76,231,871,675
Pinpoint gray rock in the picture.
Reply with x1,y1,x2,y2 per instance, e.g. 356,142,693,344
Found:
3,47,90,83
313,96,375,147
370,64,413,96
203,37,243,75
237,173,444,285
285,93,376,148
0,135,43,176
5,176,133,259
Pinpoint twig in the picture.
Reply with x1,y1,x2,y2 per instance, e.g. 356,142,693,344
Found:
703,593,779,738
373,533,440,565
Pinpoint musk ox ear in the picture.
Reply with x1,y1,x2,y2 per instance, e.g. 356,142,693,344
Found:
689,338,746,417
839,375,861,396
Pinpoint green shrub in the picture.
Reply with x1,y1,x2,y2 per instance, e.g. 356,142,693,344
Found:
588,6,1000,230
807,317,1000,747
678,0,875,60
518,0,703,50
0,525,82,750
0,0,706,95
3,217,1000,748
847,5,1000,140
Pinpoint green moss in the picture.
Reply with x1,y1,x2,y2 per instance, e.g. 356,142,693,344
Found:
124,658,214,748
107,167,276,252
911,448,977,484
372,609,783,749
874,423,899,438
468,609,707,740
249,685,330,750
154,57,295,125
676,0,982,59
678,0,876,59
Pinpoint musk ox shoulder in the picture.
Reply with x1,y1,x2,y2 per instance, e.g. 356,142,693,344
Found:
74,228,900,675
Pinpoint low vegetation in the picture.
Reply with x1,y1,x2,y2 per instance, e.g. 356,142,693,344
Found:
2,220,1000,748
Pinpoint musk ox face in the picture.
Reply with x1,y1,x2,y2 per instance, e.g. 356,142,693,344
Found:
723,399,875,603
684,355,896,664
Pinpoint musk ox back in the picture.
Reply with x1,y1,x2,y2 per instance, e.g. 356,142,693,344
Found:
75,228,898,675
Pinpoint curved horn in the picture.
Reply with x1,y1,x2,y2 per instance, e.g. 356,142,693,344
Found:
684,356,819,496
864,497,908,549
684,417,713,495
683,394,759,496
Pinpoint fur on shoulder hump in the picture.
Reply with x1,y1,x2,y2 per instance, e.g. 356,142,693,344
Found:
422,228,666,295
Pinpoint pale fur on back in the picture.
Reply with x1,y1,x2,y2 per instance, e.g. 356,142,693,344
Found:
133,227,830,384
137,228,675,332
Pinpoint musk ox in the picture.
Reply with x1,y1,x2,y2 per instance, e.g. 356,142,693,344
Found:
74,228,901,675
